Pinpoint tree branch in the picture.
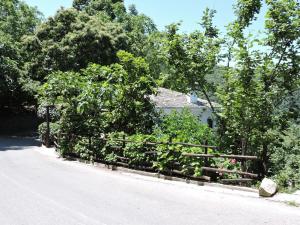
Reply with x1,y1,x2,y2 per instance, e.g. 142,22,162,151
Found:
201,87,220,120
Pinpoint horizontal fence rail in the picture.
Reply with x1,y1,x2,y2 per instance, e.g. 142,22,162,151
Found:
201,167,258,178
182,153,258,160
47,132,260,183
98,137,218,149
43,104,259,185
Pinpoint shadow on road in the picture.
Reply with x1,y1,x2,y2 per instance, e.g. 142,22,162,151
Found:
0,136,41,151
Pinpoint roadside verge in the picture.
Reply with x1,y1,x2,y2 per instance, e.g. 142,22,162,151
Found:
36,145,300,207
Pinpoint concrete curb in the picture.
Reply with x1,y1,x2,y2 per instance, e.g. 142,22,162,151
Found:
266,193,300,206
74,158,300,206
39,146,300,206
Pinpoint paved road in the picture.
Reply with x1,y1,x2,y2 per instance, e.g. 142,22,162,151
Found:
0,137,299,225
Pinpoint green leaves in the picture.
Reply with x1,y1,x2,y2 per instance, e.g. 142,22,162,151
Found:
270,124,300,191
158,16,221,104
218,0,300,178
234,0,262,29
154,108,216,145
0,0,40,110
39,51,157,137
0,0,41,41
23,6,128,85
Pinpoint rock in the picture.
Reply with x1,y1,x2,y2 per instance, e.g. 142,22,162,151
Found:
259,178,278,197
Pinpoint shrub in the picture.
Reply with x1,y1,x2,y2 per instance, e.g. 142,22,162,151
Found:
38,122,60,145
270,124,300,191
38,51,157,142
152,109,218,176
74,137,94,161
102,132,126,163
154,108,216,144
124,134,156,167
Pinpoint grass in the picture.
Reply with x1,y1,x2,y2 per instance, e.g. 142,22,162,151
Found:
285,201,299,207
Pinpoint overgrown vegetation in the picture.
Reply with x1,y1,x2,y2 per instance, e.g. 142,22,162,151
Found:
0,0,40,110
42,109,222,179
1,0,299,189
269,124,300,191
38,50,157,137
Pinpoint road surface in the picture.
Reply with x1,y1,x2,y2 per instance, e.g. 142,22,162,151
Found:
0,137,299,225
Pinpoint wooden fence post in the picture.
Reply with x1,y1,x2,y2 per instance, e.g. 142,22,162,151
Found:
203,140,209,176
241,138,246,173
122,134,126,149
45,106,50,148
204,140,209,167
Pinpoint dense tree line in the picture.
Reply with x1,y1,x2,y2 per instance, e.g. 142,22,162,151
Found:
1,0,299,189
0,0,40,110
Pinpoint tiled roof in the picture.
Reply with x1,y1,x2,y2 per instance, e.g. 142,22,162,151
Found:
150,87,215,109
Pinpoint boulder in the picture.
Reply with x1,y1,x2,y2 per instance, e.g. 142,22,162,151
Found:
259,178,278,197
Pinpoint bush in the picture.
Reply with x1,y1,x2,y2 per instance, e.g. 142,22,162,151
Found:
74,137,94,161
102,132,126,163
151,109,216,176
52,109,228,179
154,108,216,144
38,122,60,145
270,124,300,191
124,134,156,167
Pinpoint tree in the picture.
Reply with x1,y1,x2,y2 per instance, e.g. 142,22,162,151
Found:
123,8,157,56
217,0,300,175
0,0,40,110
0,0,41,41
22,1,159,99
39,51,157,136
0,32,20,109
73,0,124,19
22,7,128,92
268,123,300,191
157,9,221,115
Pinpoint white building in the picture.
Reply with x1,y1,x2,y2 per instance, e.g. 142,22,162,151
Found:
151,88,218,128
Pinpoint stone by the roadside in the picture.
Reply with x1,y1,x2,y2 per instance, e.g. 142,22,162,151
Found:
259,178,278,197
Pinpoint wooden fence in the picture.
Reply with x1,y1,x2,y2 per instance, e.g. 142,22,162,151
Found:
50,133,259,184
44,105,259,184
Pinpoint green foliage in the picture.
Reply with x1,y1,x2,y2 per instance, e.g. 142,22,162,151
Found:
234,0,262,28
158,9,221,103
23,1,157,98
200,8,219,38
0,0,40,109
122,8,157,57
154,108,215,144
51,108,222,179
152,109,217,176
38,122,60,144
123,133,156,166
270,124,300,191
0,0,41,41
74,137,94,161
101,132,124,163
0,32,20,108
73,0,125,19
217,0,300,177
23,7,127,88
39,51,157,139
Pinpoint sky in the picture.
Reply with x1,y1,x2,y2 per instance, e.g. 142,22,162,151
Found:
24,0,267,35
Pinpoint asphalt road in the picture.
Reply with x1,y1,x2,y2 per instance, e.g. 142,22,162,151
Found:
0,137,299,225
